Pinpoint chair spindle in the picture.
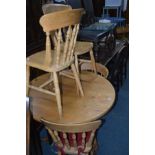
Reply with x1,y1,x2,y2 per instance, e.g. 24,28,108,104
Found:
82,132,86,149
63,26,72,64
72,133,77,148
45,32,52,64
86,130,95,148
70,24,79,60
54,130,63,147
56,29,62,65
63,133,70,149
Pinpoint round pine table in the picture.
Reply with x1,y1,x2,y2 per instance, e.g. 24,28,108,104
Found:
30,71,115,124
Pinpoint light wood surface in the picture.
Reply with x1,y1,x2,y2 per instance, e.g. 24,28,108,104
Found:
74,41,97,74
30,71,115,124
74,41,93,55
40,9,83,32
80,61,109,78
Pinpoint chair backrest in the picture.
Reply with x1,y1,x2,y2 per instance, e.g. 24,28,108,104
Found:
105,0,123,7
107,41,128,90
42,3,71,14
39,9,83,66
41,119,101,154
54,0,67,4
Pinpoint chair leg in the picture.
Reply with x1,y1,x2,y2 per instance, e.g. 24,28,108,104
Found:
26,65,30,96
53,72,62,118
74,55,80,96
71,64,84,97
107,9,109,17
90,150,94,155
75,54,79,74
116,8,119,18
58,151,61,155
89,49,97,74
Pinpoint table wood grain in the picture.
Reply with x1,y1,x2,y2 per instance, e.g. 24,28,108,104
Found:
30,71,115,124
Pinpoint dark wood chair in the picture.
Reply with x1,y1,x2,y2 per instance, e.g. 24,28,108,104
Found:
107,40,129,93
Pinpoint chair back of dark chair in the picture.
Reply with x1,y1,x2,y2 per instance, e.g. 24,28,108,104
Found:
107,40,129,92
67,0,83,9
82,0,94,17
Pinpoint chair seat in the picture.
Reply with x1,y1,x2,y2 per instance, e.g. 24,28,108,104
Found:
75,41,93,55
27,50,74,72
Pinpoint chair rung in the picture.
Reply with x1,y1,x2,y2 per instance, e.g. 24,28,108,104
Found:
28,85,55,96
60,72,75,79
39,78,53,88
79,59,91,63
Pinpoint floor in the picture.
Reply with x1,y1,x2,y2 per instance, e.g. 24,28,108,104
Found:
96,66,129,155
40,65,129,155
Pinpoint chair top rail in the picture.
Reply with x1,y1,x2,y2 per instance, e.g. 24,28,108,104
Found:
40,8,84,32
41,119,101,133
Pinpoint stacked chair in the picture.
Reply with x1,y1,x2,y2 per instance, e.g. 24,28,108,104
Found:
42,3,97,74
26,9,84,117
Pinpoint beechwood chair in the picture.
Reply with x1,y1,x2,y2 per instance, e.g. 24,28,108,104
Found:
41,119,101,155
26,9,84,117
42,3,97,74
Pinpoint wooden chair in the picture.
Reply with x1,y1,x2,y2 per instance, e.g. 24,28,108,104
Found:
80,61,109,78
42,3,97,74
41,119,101,155
26,9,84,118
